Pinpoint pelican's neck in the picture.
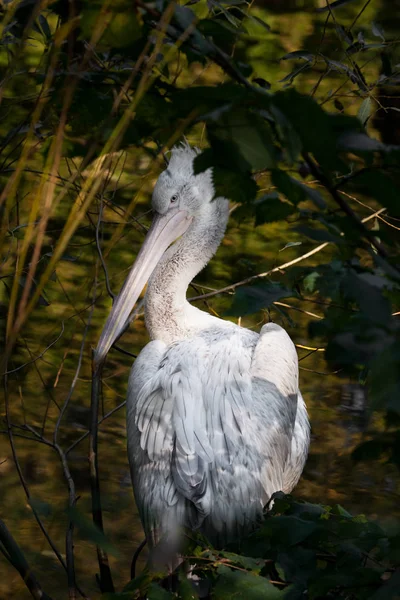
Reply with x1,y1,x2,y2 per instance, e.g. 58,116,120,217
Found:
145,198,229,343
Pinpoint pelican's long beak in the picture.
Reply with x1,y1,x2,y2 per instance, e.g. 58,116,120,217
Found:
94,209,192,367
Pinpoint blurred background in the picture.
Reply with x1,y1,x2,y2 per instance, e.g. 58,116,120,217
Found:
0,0,399,597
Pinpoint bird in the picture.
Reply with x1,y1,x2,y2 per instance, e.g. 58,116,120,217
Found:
95,143,310,570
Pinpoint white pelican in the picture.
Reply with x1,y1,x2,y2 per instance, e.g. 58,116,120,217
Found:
95,144,310,568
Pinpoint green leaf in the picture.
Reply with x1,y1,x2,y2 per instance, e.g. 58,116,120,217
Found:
334,23,353,45
296,181,326,208
358,97,373,126
279,61,311,84
371,22,385,42
279,241,302,252
214,566,284,599
226,282,296,316
344,170,400,213
296,225,343,244
342,272,392,326
218,551,265,574
80,0,141,48
272,89,362,172
147,582,174,600
281,50,314,61
331,504,352,518
178,575,199,600
123,570,152,593
338,132,385,152
272,170,325,208
227,111,276,171
276,546,316,587
214,166,258,204
303,272,320,293
174,5,214,55
37,14,52,42
272,170,304,205
205,109,277,172
255,193,295,225
259,516,318,547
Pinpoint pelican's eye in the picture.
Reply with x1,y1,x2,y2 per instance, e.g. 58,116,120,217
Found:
170,194,178,204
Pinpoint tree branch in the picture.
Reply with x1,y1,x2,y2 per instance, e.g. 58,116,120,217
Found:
89,360,115,594
303,152,392,261
0,518,53,600
188,207,386,302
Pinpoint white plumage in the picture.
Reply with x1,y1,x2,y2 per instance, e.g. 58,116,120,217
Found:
95,143,310,568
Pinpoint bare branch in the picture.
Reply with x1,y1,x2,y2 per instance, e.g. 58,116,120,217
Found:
66,400,126,456
188,207,387,303
2,375,67,577
89,362,115,593
0,518,53,600
303,152,393,262
53,289,94,600
4,322,65,375
93,197,115,301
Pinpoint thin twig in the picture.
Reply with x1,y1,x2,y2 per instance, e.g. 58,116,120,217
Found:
4,323,65,375
273,301,323,320
0,518,53,600
112,345,137,359
90,360,115,593
3,374,67,577
349,0,373,30
66,401,126,456
303,152,392,261
188,207,386,302
299,366,342,375
130,538,147,580
94,198,115,300
53,294,94,599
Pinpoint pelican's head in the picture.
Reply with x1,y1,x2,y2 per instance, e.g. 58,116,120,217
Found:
152,143,214,217
94,143,214,366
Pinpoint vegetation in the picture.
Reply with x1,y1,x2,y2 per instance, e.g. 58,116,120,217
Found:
0,0,399,598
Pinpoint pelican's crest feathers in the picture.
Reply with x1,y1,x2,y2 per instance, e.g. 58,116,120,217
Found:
166,142,212,189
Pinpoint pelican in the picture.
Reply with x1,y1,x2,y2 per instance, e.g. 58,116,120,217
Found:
95,144,310,568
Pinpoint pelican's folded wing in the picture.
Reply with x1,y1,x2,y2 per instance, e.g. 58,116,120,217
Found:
251,322,310,496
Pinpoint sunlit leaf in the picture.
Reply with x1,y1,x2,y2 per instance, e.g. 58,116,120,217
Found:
279,241,302,252
357,97,373,126
371,22,385,41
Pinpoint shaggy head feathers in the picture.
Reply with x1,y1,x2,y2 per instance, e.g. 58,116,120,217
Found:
152,142,214,215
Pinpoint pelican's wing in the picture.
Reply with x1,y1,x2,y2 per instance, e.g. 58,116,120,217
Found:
127,323,309,550
127,337,214,543
251,322,299,396
251,322,310,495
283,390,310,493
126,340,175,547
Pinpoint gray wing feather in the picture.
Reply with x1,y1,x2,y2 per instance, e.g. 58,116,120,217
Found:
251,322,310,497
127,323,309,551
